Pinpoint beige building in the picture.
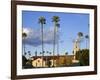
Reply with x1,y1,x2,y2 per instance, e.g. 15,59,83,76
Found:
31,55,74,68
32,58,46,67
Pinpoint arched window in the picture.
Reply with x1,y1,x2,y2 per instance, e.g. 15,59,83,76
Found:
38,60,40,62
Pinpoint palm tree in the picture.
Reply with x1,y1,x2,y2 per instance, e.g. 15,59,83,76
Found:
85,35,89,49
56,23,60,66
78,32,83,39
77,32,83,49
28,51,31,60
53,23,60,67
49,52,52,56
52,16,60,67
40,52,42,56
65,52,68,55
35,51,37,57
46,51,49,54
38,16,46,67
22,32,27,55
65,52,68,66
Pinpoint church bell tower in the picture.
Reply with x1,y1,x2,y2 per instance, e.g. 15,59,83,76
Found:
72,39,80,62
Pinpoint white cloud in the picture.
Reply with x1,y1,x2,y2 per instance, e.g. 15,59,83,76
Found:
23,27,59,46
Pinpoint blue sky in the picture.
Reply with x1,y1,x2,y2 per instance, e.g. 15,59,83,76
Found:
22,10,89,56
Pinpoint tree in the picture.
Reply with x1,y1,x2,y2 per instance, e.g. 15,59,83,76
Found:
48,52,52,63
45,51,51,67
22,32,27,55
64,52,68,66
65,52,68,55
28,51,31,60
77,32,83,49
49,52,52,59
38,16,46,67
22,55,28,68
49,52,52,55
40,52,42,56
85,35,89,49
52,16,60,67
47,60,51,68
56,23,60,59
46,51,52,56
35,51,37,57
24,52,27,56
46,51,49,54
76,49,89,66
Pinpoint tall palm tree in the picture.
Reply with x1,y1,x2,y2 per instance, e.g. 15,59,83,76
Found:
52,16,60,67
38,16,46,67
77,32,83,49
56,23,60,67
22,32,27,55
85,35,89,49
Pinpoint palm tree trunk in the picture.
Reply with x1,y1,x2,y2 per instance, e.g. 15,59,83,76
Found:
57,30,59,66
41,24,44,67
35,51,37,67
53,24,56,67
